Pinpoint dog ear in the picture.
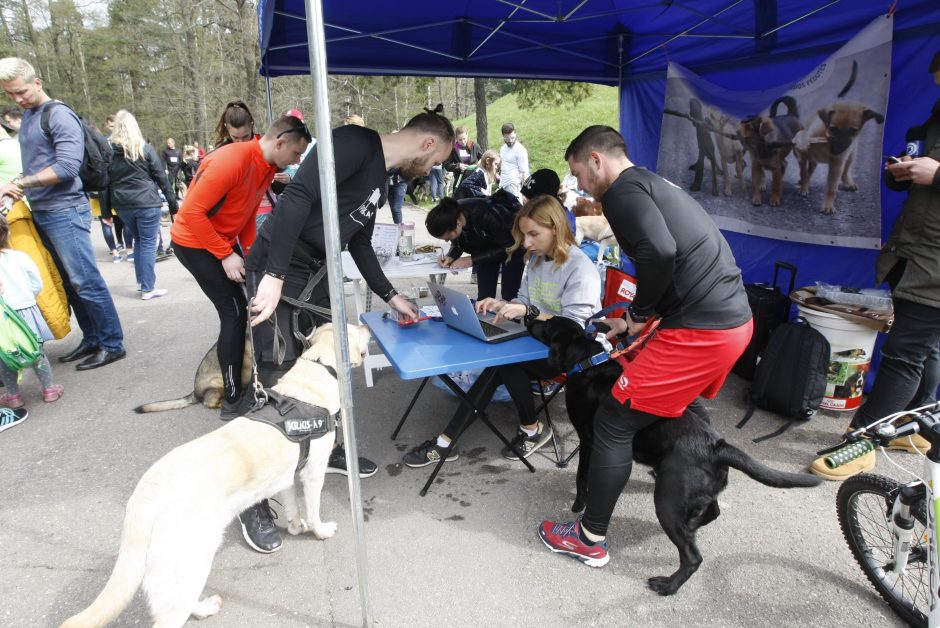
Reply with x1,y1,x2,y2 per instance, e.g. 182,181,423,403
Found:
759,118,774,138
817,107,834,125
863,109,885,125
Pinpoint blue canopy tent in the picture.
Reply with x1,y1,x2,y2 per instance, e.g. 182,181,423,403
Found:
256,3,939,624
257,0,939,286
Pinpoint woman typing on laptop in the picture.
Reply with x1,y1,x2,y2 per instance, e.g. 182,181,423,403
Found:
403,193,601,467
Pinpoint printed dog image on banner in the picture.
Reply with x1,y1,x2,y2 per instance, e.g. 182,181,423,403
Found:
656,14,892,249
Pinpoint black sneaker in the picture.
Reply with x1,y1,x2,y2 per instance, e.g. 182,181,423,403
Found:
238,499,282,553
502,421,553,461
220,394,252,421
327,444,378,478
403,439,459,468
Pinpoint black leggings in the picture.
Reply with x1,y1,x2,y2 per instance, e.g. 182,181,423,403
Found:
173,242,247,403
476,248,526,301
581,396,661,537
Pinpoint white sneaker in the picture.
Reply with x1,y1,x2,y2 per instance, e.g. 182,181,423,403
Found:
141,288,168,300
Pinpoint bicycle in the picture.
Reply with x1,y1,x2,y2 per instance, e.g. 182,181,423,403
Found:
825,401,940,627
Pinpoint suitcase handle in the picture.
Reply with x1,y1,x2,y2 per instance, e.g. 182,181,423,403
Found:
773,262,797,295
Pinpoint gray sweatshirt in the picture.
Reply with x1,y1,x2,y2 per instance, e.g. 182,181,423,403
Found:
513,244,601,326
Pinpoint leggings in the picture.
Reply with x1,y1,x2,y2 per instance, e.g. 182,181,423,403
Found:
0,351,53,393
172,242,247,403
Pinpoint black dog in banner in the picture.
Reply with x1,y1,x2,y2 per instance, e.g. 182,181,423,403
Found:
529,316,821,595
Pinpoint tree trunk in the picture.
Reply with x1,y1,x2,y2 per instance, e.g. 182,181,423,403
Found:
474,78,488,150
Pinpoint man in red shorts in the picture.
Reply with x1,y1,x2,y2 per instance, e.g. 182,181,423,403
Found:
538,125,753,567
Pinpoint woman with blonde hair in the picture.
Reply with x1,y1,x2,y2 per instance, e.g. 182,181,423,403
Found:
102,110,178,300
403,194,601,468
455,149,500,199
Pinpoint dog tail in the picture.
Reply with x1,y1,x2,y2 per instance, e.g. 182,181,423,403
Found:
837,60,858,98
716,440,822,488
134,391,197,414
769,95,799,119
60,498,153,627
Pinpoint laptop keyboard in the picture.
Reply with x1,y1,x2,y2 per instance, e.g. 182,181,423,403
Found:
480,319,506,338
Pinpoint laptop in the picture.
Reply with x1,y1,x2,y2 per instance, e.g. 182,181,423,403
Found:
427,282,528,343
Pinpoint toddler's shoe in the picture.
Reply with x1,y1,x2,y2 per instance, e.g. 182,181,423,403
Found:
0,392,24,409
43,384,64,403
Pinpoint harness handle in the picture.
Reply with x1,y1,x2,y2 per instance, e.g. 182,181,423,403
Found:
583,301,634,335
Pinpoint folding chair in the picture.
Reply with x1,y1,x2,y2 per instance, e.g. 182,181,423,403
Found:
532,374,579,468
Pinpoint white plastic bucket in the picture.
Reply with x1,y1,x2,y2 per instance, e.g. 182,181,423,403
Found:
797,305,878,411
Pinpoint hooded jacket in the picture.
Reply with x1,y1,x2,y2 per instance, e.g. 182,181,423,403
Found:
101,143,178,217
445,189,521,264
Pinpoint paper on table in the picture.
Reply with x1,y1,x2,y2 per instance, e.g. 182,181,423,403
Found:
371,223,400,255
396,252,440,265
420,305,441,317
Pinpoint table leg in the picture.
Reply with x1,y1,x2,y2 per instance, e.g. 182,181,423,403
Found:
419,368,534,496
391,377,429,440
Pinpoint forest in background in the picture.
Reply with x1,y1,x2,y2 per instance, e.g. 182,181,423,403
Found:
0,0,594,148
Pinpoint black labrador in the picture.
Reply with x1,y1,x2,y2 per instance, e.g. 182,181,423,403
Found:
529,316,821,595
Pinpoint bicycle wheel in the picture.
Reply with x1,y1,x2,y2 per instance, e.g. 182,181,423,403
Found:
837,473,929,627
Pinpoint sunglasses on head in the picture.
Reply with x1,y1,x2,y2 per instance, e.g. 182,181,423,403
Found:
276,123,312,144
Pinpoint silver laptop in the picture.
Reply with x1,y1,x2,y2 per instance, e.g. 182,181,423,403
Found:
427,282,528,343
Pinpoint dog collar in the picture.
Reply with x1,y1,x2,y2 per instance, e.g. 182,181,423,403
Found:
568,317,662,374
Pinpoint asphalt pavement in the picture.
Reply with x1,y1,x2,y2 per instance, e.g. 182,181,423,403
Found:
0,202,911,627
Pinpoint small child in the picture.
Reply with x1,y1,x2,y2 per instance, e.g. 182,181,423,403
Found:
0,216,62,408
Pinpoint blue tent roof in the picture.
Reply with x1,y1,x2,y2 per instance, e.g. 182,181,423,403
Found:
258,1,939,83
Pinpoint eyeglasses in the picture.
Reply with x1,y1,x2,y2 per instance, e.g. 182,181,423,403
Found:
276,124,313,144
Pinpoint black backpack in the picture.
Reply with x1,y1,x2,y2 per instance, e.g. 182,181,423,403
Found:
736,317,830,442
39,101,112,192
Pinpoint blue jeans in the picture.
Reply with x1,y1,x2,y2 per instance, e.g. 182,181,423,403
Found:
31,203,125,352
851,297,940,428
388,180,407,224
429,168,445,201
116,207,162,292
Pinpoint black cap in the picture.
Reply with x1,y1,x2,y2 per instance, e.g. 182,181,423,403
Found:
521,168,561,199
930,50,940,74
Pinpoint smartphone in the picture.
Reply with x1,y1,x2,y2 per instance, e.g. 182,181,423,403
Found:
884,155,901,164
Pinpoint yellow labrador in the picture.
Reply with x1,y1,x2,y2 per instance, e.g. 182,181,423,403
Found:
61,324,371,628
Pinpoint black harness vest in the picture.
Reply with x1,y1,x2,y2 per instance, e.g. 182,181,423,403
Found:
244,388,337,472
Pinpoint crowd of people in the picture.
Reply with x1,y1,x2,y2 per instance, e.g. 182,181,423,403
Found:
0,46,938,578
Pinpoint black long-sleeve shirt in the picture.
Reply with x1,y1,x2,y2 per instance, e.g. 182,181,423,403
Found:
602,167,751,329
245,125,395,301
446,189,520,264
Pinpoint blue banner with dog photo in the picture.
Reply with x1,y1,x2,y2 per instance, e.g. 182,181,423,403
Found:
656,15,892,250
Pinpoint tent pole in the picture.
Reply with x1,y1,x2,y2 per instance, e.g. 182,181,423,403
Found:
303,1,374,626
265,74,274,125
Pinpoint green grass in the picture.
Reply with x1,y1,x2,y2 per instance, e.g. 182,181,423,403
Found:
453,85,620,177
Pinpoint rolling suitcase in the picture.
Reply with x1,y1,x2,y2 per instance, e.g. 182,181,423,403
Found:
732,261,797,381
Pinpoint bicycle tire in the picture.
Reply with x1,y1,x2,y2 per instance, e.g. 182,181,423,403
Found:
837,473,929,627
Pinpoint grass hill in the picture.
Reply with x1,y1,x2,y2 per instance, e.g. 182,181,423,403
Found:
452,85,619,178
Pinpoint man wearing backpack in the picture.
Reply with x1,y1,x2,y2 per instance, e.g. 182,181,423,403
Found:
0,57,125,370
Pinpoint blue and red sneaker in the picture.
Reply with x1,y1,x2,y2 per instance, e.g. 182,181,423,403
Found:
538,518,609,567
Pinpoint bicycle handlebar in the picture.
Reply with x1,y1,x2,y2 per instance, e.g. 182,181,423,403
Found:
816,402,940,459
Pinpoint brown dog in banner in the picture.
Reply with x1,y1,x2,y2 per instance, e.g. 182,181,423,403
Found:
793,102,885,215
739,95,803,207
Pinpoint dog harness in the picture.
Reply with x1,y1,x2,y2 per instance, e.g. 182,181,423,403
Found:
245,388,338,472
570,303,661,374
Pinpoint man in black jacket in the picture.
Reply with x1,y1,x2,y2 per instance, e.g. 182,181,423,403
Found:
161,138,181,199
426,189,524,301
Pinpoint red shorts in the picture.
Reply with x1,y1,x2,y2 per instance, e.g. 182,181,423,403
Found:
610,319,753,417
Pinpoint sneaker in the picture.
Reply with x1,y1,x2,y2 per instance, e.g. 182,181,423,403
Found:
238,499,282,553
0,407,27,433
403,439,459,468
112,253,122,263
141,288,168,300
42,384,64,403
502,421,553,461
538,518,610,567
220,394,252,421
126,253,135,262
531,379,564,397
0,392,24,409
327,444,378,478
810,443,876,481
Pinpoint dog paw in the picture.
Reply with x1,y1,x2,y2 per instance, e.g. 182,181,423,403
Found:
287,519,310,536
313,521,337,539
192,594,224,619
769,197,781,207
647,576,680,596
820,206,834,215
839,182,858,192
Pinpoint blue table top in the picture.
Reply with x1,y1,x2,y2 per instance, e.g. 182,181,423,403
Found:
361,310,549,380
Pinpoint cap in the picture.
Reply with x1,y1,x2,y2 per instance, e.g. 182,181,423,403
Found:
521,168,561,199
284,108,304,122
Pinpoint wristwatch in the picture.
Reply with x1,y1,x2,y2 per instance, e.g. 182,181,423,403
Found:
523,303,540,325
627,305,650,323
